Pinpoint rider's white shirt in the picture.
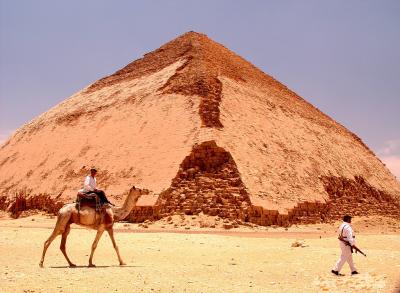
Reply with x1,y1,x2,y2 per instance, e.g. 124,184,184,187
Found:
83,175,96,192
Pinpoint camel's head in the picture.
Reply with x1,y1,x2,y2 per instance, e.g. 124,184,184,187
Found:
129,185,146,201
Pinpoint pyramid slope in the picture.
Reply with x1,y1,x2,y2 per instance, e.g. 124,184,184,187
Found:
0,32,399,222
216,76,400,210
88,32,369,139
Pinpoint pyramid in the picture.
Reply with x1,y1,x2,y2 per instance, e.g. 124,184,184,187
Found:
1,32,399,225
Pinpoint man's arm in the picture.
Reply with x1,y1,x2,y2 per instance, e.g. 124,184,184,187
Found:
346,226,355,246
93,178,98,192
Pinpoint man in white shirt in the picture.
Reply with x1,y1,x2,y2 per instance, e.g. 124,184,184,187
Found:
331,215,359,276
81,168,114,206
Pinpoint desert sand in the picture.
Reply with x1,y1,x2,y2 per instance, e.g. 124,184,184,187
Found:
1,213,399,293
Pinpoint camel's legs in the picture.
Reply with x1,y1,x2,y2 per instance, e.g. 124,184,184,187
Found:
88,228,105,267
107,228,126,265
39,208,73,267
60,224,76,267
39,229,61,267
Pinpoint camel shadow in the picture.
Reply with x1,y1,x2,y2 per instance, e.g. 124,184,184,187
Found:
50,265,143,269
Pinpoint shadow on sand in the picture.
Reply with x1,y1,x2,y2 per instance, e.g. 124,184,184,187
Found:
50,265,143,269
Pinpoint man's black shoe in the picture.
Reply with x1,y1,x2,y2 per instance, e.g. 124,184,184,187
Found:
331,270,344,276
351,271,359,275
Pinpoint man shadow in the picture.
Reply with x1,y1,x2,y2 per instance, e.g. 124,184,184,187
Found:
50,265,143,269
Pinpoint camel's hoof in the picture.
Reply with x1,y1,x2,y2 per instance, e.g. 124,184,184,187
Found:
69,263,77,268
39,263,44,268
88,264,96,267
120,262,126,266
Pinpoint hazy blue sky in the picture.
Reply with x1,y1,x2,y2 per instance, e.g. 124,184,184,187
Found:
0,0,399,177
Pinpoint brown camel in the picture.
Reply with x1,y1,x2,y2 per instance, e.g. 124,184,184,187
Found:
39,186,143,267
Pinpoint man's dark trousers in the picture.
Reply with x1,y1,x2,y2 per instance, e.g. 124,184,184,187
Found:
86,190,110,204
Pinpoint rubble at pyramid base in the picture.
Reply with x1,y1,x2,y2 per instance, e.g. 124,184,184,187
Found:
130,141,400,226
128,174,400,227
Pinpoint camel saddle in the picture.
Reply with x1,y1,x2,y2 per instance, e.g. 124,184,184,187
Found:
76,192,101,211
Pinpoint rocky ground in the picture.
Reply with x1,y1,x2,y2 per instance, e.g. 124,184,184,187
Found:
0,212,399,292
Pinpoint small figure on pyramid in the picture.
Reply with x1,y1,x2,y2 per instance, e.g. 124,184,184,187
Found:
78,168,114,207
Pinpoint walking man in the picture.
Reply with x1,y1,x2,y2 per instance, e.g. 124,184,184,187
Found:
331,215,359,276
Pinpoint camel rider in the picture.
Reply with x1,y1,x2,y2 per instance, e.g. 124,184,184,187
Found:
81,168,114,206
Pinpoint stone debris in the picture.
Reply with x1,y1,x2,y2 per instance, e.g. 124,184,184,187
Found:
291,241,307,248
152,141,252,222
223,224,233,230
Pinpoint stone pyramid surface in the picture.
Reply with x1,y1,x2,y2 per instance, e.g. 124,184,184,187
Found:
1,32,399,225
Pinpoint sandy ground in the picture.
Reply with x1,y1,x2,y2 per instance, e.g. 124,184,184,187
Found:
0,213,399,293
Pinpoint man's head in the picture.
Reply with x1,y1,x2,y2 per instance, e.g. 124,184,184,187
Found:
90,168,97,177
343,215,352,223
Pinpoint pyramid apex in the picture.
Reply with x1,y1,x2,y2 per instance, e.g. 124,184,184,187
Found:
170,31,212,45
181,30,206,36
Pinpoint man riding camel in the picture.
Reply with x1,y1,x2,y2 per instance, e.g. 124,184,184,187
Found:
80,168,114,206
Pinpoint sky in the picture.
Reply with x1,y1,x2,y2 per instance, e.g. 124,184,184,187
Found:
0,0,399,178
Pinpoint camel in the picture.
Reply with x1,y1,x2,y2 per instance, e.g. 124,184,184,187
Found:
39,186,143,268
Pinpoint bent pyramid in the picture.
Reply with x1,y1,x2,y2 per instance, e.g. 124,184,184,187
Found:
1,32,399,225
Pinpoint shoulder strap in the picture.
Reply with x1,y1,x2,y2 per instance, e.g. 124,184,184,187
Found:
340,224,348,238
